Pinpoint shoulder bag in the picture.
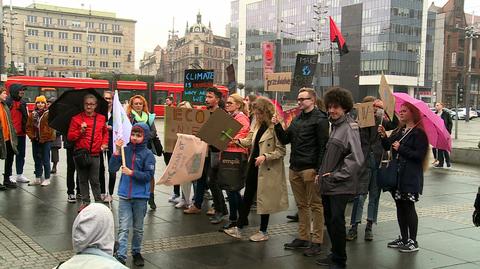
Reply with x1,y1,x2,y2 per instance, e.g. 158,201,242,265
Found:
73,115,97,168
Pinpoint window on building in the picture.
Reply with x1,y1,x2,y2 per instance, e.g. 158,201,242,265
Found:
28,43,39,50
58,18,67,26
44,44,53,52
86,21,95,29
27,29,39,36
73,72,82,78
43,17,52,26
99,23,108,32
28,70,39,76
73,47,82,53
113,62,121,69
27,16,37,23
44,58,54,65
59,45,68,53
113,49,121,56
59,32,68,39
28,57,39,64
100,61,109,68
100,36,109,42
58,59,69,66
88,34,96,42
100,48,109,55
72,59,82,66
113,36,122,43
88,60,95,67
112,24,121,32
44,31,53,38
88,47,96,54
73,33,82,40
471,58,476,69
194,47,199,55
71,20,81,28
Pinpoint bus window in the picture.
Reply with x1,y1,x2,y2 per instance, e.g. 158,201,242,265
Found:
22,86,40,103
153,90,167,105
40,88,58,99
118,90,147,104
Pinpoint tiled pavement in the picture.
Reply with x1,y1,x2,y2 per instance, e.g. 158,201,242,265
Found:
0,123,479,268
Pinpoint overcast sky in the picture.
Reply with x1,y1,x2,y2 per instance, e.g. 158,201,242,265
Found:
7,0,480,70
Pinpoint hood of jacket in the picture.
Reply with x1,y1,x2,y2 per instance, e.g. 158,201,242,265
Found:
72,203,115,255
129,122,150,149
9,84,25,101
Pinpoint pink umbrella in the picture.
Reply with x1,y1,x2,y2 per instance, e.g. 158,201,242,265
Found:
393,93,452,152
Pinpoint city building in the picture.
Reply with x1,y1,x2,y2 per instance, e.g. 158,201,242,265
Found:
431,0,480,108
139,45,162,78
2,3,135,77
160,12,231,85
231,0,433,102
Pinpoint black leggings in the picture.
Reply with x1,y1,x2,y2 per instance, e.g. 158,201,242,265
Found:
237,162,270,232
395,199,418,242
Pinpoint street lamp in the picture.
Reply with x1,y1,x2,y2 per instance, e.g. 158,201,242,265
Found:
464,21,479,122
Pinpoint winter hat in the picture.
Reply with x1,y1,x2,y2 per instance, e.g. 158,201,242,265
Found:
9,84,25,101
35,95,47,103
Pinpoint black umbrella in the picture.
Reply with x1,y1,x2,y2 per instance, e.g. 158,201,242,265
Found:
48,88,108,134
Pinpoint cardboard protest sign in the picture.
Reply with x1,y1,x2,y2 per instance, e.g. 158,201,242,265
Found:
226,64,236,92
164,106,210,153
291,54,318,92
353,102,375,128
196,109,242,151
157,134,208,186
183,69,214,105
378,73,395,119
265,72,292,92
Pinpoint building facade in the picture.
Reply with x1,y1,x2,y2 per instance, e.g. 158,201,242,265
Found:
161,13,231,85
2,3,135,77
232,0,433,102
139,45,162,78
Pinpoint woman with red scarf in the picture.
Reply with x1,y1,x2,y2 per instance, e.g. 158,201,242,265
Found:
26,95,55,186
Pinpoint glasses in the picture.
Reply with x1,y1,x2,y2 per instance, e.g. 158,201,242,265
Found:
297,97,311,102
133,102,144,106
84,102,97,106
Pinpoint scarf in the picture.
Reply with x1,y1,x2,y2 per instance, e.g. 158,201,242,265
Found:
32,109,46,140
132,110,148,123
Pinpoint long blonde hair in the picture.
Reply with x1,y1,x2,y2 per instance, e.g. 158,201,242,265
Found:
126,95,149,115
229,93,247,115
252,97,275,128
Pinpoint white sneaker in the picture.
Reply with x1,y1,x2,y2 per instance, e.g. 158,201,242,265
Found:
41,179,51,186
9,175,17,183
224,227,242,239
16,174,29,183
175,199,188,209
28,178,42,186
249,231,269,242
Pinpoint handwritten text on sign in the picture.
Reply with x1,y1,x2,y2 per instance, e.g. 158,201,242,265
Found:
265,72,292,92
353,102,375,128
183,69,214,105
164,106,210,152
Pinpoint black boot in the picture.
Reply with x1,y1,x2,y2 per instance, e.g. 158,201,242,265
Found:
149,192,157,210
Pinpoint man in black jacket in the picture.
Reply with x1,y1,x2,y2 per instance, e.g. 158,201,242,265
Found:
434,102,452,168
273,88,329,257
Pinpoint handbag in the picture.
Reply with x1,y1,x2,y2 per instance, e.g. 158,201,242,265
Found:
217,151,248,191
377,150,399,191
73,115,97,168
150,135,163,157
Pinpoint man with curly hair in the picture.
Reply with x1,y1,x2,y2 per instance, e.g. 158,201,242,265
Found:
316,87,364,269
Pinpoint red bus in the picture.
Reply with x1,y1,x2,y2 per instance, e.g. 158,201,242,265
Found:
4,76,229,116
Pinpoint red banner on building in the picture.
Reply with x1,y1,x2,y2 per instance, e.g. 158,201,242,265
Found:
262,41,275,77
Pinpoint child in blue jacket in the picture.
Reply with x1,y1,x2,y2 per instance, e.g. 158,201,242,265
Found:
109,122,155,266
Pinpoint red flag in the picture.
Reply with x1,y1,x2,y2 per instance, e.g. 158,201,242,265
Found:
329,16,349,56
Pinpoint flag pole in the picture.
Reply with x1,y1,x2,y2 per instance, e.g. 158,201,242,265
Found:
330,42,334,86
121,146,126,167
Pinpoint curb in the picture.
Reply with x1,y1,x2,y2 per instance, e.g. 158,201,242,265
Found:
451,147,480,165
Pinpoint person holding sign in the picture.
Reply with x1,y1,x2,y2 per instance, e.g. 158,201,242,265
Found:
109,123,156,266
224,97,287,242
127,95,163,210
272,88,329,257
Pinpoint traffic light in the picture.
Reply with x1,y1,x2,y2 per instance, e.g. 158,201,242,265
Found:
457,86,464,104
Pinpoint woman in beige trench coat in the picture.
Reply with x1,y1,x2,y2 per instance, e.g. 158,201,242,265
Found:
224,97,288,242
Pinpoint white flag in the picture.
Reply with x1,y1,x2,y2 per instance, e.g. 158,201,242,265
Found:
112,90,132,146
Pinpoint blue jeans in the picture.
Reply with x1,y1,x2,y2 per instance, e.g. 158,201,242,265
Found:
350,154,381,225
16,135,26,175
32,141,51,179
117,198,148,260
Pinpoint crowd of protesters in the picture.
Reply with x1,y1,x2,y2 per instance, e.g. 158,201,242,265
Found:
1,82,473,269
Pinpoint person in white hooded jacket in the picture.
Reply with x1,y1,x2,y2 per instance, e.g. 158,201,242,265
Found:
54,203,127,269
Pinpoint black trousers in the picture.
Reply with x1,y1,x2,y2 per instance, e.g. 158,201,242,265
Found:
209,152,227,215
395,199,418,242
437,149,451,166
3,141,15,183
99,151,116,195
322,194,352,267
66,147,80,195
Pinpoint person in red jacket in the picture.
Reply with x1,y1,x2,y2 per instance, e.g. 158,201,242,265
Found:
67,94,109,212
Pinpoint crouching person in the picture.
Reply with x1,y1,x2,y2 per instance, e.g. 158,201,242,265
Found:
109,123,156,266
56,203,127,268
